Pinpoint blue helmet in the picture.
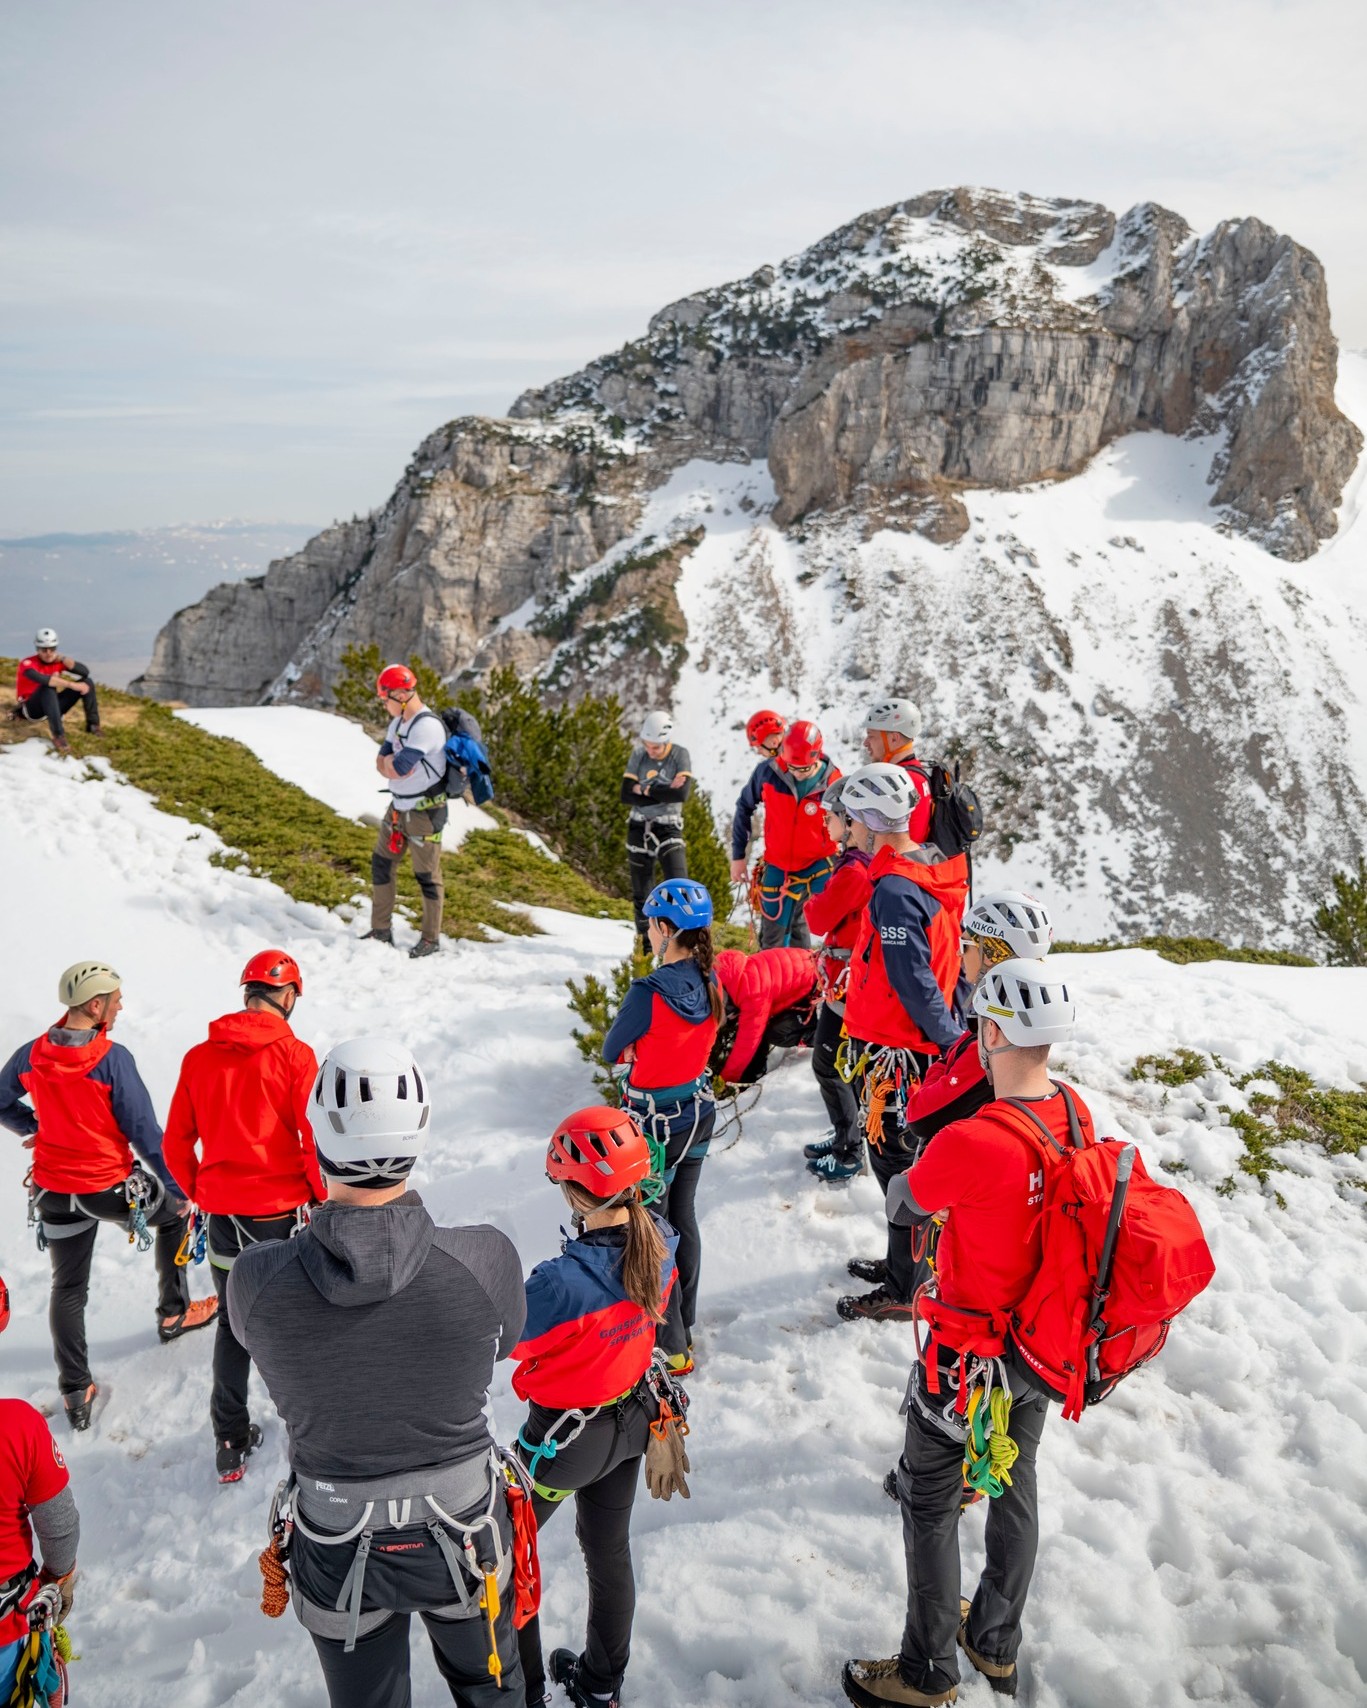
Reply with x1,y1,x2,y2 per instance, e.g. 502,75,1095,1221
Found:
643,878,713,930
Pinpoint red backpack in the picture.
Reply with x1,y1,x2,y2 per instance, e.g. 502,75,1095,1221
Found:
988,1087,1216,1420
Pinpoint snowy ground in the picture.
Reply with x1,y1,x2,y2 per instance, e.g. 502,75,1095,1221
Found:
2,734,1365,1706
175,705,497,843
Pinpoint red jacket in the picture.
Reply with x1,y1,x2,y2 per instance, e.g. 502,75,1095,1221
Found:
18,1030,144,1192
804,849,872,1006
905,1027,988,1139
732,759,842,874
843,845,968,1053
163,1011,322,1214
14,655,67,703
714,948,818,1083
0,1400,70,1644
897,756,934,846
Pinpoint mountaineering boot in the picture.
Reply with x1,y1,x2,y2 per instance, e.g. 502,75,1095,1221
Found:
847,1256,888,1284
549,1647,620,1708
837,1286,917,1323
217,1422,264,1485
408,937,440,959
804,1129,840,1160
841,1657,957,1707
63,1384,98,1433
360,928,394,945
809,1152,862,1183
158,1295,219,1343
958,1599,1017,1697
883,1466,899,1504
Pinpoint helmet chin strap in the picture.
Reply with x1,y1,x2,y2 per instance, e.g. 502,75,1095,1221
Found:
252,990,292,1020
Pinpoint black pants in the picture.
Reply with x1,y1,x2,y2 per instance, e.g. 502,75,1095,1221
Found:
517,1400,652,1702
897,1383,1049,1693
864,1051,934,1301
208,1211,299,1444
311,1605,520,1708
627,832,687,943
812,1002,859,1151
20,682,99,740
36,1184,189,1394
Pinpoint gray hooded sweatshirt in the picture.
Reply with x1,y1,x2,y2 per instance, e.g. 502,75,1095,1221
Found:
228,1191,525,1481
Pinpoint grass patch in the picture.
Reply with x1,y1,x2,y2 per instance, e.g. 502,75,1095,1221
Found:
3,666,628,941
1056,935,1315,967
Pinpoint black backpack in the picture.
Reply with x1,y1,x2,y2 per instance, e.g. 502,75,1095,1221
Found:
919,757,984,858
437,707,495,806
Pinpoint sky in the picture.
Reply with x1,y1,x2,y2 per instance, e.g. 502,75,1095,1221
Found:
2,0,1365,537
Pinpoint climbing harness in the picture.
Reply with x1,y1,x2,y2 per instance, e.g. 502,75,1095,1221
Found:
259,1448,519,1674
23,1171,46,1254
209,1206,309,1269
622,1076,716,1206
174,1209,208,1268
860,1047,921,1149
515,1406,600,1498
6,1582,72,1708
627,819,685,863
124,1166,164,1253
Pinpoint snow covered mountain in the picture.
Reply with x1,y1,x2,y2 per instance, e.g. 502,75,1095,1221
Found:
2,726,1365,1706
130,189,1367,945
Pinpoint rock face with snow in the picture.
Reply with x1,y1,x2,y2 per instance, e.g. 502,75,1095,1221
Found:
130,186,1367,946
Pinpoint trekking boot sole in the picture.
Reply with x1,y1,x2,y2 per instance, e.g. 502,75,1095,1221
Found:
837,1293,918,1323
158,1297,219,1342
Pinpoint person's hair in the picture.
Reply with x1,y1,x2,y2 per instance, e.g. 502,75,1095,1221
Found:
673,924,725,1027
72,993,110,1022
1012,1043,1052,1069
562,1183,667,1320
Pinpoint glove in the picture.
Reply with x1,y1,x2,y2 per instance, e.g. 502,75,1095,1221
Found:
39,1566,76,1621
643,1407,691,1501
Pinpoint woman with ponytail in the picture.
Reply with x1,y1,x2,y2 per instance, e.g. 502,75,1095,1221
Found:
511,1107,680,1708
601,879,720,1373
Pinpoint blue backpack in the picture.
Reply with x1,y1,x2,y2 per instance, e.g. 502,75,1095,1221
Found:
439,707,494,806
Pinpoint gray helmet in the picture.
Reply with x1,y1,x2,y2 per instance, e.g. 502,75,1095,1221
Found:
864,696,922,745
35,627,59,650
840,762,915,832
822,778,852,822
639,710,674,743
58,961,121,1007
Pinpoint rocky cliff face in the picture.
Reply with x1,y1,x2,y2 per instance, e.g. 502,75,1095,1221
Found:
131,187,1367,944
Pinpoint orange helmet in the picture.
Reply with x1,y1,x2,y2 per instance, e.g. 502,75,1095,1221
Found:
746,709,786,752
240,950,304,993
376,663,418,697
547,1106,651,1198
781,720,824,767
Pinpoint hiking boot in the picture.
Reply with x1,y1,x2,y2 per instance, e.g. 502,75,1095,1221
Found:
158,1295,219,1343
63,1384,98,1432
958,1599,1017,1696
408,937,440,959
809,1152,862,1183
837,1286,917,1323
803,1129,840,1160
86,724,102,736
847,1256,888,1285
841,1657,957,1707
217,1422,264,1484
883,1466,900,1503
361,928,394,945
549,1647,619,1708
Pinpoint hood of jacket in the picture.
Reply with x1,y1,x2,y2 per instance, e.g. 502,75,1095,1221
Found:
206,1009,295,1053
31,1025,112,1076
642,958,713,1024
869,843,969,907
296,1192,435,1307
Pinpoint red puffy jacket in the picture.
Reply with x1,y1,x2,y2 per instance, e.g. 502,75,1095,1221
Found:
163,1011,322,1214
713,948,818,1083
804,849,872,1006
844,845,968,1053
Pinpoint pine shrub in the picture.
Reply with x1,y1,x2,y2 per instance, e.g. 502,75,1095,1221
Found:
1313,858,1367,967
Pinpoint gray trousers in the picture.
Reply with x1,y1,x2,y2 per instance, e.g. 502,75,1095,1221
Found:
371,806,445,941
896,1380,1049,1693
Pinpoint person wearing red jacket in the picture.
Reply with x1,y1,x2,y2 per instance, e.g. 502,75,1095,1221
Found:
0,1272,81,1706
844,963,1085,1708
511,1107,682,1708
834,765,968,1324
862,698,933,846
712,947,819,1086
803,781,874,1182
0,961,215,1431
13,627,101,753
730,721,841,948
163,949,320,1483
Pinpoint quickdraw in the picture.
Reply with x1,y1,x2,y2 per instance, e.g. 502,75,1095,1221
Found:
24,1170,46,1254
515,1406,599,1494
124,1166,164,1253
7,1583,72,1708
174,1209,208,1268
835,1032,871,1086
860,1047,921,1149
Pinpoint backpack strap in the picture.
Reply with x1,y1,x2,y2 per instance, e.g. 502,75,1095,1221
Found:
993,1083,1088,1160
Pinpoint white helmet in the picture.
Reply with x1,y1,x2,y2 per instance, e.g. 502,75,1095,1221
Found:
58,960,121,1007
973,959,1075,1046
963,891,1054,960
841,763,915,832
35,627,59,649
865,697,922,744
639,710,674,743
310,1036,431,1185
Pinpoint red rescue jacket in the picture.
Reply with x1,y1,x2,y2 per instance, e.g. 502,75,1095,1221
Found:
0,1399,70,1644
804,849,872,1006
163,1011,322,1214
732,759,842,874
13,655,66,704
844,845,968,1053
21,1030,135,1192
713,948,819,1084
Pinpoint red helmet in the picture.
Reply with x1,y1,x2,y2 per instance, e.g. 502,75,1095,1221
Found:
240,949,304,993
547,1106,651,1198
376,663,418,697
746,709,786,751
781,720,824,767
0,1274,9,1335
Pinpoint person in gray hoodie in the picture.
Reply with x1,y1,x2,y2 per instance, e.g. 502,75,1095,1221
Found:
228,1037,527,1708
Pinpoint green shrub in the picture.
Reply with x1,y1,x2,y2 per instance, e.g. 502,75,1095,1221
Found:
682,784,734,926
334,642,450,734
567,945,652,1101
1313,858,1367,966
1057,935,1314,967
1130,1048,1210,1087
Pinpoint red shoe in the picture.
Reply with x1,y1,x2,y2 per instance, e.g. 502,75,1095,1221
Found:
159,1295,219,1343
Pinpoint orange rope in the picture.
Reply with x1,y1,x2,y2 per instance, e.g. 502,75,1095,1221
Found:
258,1535,290,1618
